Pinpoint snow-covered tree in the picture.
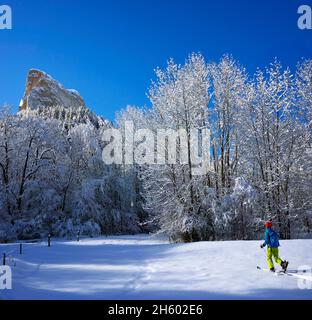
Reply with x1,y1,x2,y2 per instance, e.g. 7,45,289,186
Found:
1,53,312,243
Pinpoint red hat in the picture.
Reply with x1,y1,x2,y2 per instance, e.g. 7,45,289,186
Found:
265,220,273,228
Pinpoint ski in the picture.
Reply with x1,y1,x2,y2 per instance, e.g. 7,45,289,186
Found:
257,266,286,275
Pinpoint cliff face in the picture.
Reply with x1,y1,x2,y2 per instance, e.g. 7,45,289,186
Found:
19,69,86,112
18,69,111,130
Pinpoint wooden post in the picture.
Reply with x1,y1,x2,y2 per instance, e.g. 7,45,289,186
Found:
48,234,51,247
77,232,80,242
2,253,5,265
20,243,23,255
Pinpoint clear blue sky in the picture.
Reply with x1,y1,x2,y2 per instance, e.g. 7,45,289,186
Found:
0,0,311,120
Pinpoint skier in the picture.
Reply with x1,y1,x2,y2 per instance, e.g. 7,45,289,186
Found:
260,220,289,273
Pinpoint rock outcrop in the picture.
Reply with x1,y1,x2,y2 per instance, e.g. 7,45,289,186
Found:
19,69,86,112
18,69,111,130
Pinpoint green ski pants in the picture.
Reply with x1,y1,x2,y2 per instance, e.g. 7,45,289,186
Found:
267,247,283,269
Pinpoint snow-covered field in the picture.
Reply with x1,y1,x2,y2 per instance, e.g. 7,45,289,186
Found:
1,235,312,300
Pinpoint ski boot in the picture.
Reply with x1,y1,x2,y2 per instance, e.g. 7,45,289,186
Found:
270,267,276,273
281,260,289,273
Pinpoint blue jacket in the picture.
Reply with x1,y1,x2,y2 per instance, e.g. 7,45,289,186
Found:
263,228,280,248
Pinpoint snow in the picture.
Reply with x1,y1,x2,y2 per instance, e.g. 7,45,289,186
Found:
67,89,81,96
1,235,312,300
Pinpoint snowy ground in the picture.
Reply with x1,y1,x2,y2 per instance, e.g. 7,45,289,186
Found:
1,235,312,300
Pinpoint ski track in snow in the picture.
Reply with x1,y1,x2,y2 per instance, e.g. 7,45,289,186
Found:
1,235,312,300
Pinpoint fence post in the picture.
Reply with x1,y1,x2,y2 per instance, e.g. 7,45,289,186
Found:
77,232,80,242
2,253,5,265
20,243,23,255
48,234,51,247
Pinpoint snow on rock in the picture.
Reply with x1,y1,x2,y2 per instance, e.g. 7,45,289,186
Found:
19,69,86,112
17,69,112,130
1,235,312,300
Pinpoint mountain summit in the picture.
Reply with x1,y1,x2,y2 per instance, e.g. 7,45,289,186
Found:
19,69,86,112
18,69,110,129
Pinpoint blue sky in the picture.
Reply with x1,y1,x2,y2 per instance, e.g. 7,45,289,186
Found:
0,0,311,120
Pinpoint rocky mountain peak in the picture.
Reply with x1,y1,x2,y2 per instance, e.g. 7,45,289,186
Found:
19,69,86,112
